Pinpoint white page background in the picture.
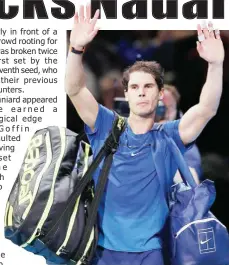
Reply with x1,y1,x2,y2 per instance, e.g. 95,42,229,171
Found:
0,0,228,264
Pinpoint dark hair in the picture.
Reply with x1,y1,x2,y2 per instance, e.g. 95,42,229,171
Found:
122,61,164,92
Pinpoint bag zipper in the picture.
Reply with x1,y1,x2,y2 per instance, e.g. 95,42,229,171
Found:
20,127,66,247
56,144,90,255
56,196,82,255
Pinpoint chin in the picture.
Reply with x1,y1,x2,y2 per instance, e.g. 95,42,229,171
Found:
136,109,154,118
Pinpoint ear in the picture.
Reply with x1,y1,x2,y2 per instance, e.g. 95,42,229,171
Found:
159,89,164,101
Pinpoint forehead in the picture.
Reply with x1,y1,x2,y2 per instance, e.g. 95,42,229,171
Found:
128,71,156,85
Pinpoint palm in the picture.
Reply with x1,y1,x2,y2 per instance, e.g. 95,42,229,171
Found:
70,5,100,49
197,23,225,64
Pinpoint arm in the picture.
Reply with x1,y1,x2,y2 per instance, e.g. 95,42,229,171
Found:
65,5,100,131
179,22,225,145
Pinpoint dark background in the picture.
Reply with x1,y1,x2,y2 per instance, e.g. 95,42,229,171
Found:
67,30,229,156
66,30,229,229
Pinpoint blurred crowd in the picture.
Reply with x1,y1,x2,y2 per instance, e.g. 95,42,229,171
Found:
67,30,229,230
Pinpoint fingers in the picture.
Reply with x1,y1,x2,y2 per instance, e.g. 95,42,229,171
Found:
85,4,91,22
196,41,203,53
197,24,202,36
201,21,209,39
197,24,205,42
74,5,87,24
208,21,214,38
215,29,221,40
197,21,221,42
90,9,100,27
74,12,78,24
79,5,84,23
74,5,99,26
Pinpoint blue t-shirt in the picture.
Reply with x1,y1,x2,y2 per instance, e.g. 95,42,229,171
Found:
85,104,191,252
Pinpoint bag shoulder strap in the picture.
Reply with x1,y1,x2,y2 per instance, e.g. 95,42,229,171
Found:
71,113,125,196
73,114,126,263
159,125,197,189
43,115,125,244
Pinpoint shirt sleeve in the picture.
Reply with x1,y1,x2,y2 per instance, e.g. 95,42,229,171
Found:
162,119,194,154
84,104,115,145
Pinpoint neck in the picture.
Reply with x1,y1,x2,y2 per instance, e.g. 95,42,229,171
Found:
128,112,155,134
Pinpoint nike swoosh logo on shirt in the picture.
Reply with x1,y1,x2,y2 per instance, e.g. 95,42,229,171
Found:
131,152,142,157
200,238,212,245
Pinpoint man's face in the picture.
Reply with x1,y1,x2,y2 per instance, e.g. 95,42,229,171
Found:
125,71,162,118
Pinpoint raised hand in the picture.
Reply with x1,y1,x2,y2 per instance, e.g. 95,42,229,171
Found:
196,21,225,65
70,5,100,50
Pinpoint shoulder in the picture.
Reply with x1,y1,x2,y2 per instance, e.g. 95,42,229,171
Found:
159,119,194,154
152,120,180,138
161,119,180,133
84,104,115,135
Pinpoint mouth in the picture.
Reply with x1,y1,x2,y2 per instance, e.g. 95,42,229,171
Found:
137,101,149,106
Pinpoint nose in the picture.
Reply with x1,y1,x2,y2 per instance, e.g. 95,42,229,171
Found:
138,87,145,97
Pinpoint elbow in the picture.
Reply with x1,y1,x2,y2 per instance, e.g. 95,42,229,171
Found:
207,109,217,119
65,83,81,98
64,80,74,96
201,106,217,120
65,79,85,97
204,111,216,123
211,109,217,118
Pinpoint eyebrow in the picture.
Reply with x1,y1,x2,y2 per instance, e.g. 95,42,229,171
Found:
129,83,155,87
144,83,155,86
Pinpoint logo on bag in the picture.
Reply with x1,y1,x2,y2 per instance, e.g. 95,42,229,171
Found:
198,228,216,254
18,135,43,208
117,117,125,130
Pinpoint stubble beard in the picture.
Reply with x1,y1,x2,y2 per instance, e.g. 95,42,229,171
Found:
131,107,155,119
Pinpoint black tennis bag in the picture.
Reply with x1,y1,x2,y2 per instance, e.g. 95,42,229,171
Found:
4,116,125,265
